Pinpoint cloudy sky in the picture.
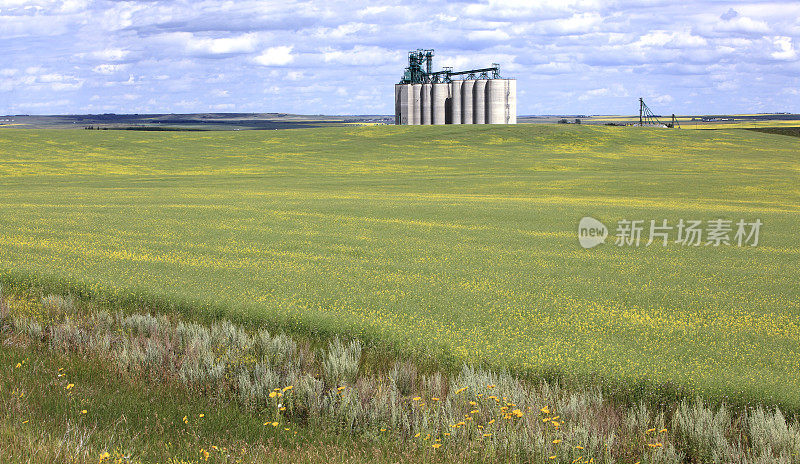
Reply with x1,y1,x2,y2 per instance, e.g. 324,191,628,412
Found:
1,0,799,115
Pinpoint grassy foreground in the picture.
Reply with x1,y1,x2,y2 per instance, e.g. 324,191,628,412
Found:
3,292,798,463
0,125,798,410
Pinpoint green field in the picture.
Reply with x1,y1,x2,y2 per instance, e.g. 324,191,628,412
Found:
0,125,798,409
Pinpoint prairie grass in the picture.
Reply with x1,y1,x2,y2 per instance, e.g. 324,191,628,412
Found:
2,292,798,463
0,125,797,411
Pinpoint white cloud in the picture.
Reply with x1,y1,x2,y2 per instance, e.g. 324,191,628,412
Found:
715,14,770,34
651,94,674,104
578,83,628,101
158,32,261,56
322,46,398,66
771,36,797,61
635,30,707,49
254,46,294,66
467,29,512,42
536,12,604,35
92,64,128,75
90,48,130,62
195,33,260,55
315,22,372,40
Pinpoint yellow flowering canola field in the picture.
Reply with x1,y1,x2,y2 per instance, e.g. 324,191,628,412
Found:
0,125,798,408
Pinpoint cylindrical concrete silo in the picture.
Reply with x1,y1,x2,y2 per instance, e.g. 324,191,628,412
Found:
395,84,412,125
461,80,474,125
421,83,432,125
506,79,517,124
411,83,422,125
450,80,462,124
486,79,506,124
394,84,401,125
432,83,449,125
473,79,487,124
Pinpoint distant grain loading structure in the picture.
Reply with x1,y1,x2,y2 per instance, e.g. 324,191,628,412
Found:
395,49,516,125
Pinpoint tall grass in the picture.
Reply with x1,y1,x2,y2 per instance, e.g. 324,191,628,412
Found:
2,292,798,463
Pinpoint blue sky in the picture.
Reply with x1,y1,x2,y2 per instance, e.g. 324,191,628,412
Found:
1,0,799,115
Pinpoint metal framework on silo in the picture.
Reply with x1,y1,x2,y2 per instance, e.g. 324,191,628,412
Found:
394,49,516,126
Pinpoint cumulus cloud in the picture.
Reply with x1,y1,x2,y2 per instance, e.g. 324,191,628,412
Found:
714,12,770,34
771,36,797,61
184,32,261,56
254,46,295,66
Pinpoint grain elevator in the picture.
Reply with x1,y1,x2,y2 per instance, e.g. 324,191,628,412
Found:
395,49,516,125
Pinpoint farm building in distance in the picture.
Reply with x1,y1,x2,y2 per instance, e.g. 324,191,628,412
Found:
395,49,516,125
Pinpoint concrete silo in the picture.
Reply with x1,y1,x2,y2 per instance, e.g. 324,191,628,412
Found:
473,79,487,124
486,79,506,124
461,80,474,124
450,80,462,125
432,83,449,125
394,84,412,125
421,83,432,125
393,49,516,126
506,79,517,124
411,83,422,125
